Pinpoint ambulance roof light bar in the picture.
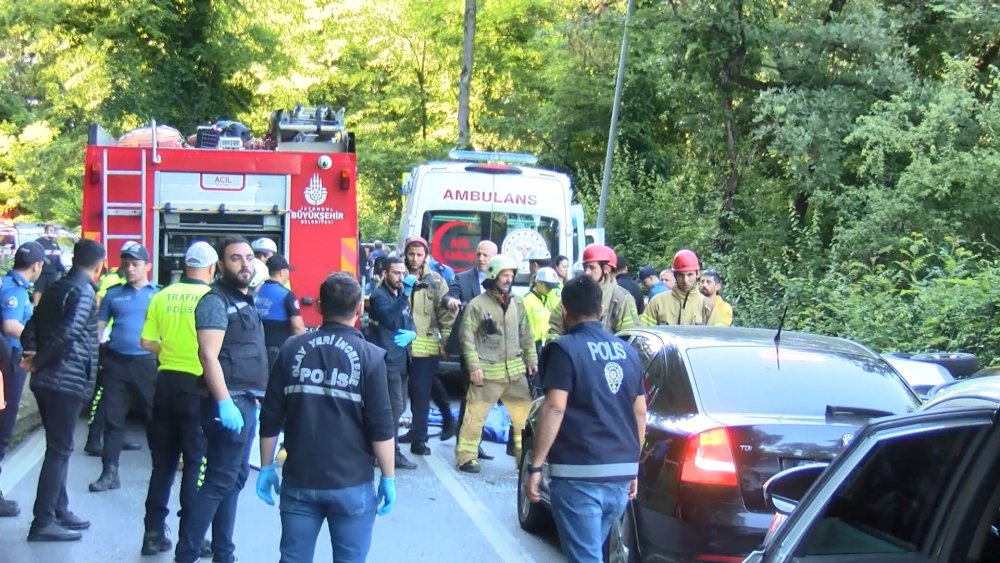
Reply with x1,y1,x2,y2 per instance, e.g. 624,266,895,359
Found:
447,150,538,166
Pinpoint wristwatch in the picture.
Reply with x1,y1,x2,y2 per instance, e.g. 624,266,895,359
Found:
527,465,543,474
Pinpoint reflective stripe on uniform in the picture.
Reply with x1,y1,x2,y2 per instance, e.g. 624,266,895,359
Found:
548,462,638,479
283,385,361,403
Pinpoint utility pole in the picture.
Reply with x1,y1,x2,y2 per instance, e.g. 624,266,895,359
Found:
597,0,636,230
457,0,477,149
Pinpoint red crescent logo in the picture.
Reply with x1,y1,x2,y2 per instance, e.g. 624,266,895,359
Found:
431,220,472,269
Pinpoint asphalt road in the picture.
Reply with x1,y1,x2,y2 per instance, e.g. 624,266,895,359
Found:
0,418,564,563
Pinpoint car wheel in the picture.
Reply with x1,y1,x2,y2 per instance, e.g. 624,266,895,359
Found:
909,352,979,378
517,445,553,533
603,503,639,563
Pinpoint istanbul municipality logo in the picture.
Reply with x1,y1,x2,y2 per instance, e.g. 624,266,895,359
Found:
305,173,328,206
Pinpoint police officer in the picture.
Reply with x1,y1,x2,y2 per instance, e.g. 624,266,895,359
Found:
523,267,561,355
255,254,305,368
526,276,646,562
367,257,418,470
175,237,268,563
257,273,396,562
31,224,66,305
138,241,216,556
85,240,143,457
0,241,46,518
549,244,637,340
456,255,536,474
88,244,158,493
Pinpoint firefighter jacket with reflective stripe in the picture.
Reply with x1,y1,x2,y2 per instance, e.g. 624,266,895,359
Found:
460,288,536,379
409,265,456,358
641,288,722,326
548,277,636,339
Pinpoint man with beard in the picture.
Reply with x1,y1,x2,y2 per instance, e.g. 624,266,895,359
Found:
175,237,268,563
455,255,536,474
443,240,498,461
401,236,456,457
548,244,636,340
641,249,723,326
699,269,733,327
366,257,418,470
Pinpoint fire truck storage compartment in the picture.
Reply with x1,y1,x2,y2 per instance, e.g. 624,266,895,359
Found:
156,211,284,286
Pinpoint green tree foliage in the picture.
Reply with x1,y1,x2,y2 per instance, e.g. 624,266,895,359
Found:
0,0,996,363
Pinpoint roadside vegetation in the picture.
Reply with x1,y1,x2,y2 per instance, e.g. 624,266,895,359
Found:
1,0,996,362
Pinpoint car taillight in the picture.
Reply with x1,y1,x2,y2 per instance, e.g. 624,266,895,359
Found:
680,428,738,486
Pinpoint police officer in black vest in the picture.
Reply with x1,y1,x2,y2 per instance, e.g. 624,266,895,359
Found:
175,237,268,563
526,276,646,562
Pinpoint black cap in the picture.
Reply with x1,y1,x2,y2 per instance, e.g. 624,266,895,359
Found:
638,266,657,281
121,243,151,262
266,254,294,274
14,241,48,268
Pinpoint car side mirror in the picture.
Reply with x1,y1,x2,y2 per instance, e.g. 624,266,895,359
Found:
763,463,828,515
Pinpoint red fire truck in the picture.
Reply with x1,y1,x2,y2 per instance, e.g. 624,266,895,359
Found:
80,109,358,327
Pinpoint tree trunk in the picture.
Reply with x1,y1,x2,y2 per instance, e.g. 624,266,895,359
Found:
457,0,476,149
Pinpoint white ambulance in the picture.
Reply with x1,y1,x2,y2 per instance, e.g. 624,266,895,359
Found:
396,151,593,291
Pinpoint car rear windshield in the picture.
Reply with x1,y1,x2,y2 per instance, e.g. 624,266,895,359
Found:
685,346,919,417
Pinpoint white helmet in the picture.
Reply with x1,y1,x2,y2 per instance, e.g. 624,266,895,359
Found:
526,248,551,262
486,254,518,280
534,267,560,287
251,238,278,254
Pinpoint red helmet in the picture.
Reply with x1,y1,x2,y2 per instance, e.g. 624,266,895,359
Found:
672,249,700,272
582,244,617,269
404,236,429,253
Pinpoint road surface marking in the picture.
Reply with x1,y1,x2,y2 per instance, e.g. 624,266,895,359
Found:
425,449,537,563
0,430,45,495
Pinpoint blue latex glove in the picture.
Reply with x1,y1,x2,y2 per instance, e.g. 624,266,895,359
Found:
402,275,417,297
256,464,281,506
393,329,417,347
376,475,396,516
217,399,244,433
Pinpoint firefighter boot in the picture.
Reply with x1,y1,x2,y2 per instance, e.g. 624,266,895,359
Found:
141,526,172,555
88,462,121,492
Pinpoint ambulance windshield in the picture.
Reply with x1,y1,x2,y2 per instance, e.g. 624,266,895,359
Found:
421,210,559,284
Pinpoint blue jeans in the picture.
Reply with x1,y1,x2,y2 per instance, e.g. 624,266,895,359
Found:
279,482,376,563
175,394,257,563
550,479,631,563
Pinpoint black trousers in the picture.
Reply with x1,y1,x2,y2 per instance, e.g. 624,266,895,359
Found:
0,351,26,470
143,370,205,532
408,357,454,442
100,351,156,464
32,389,84,526
86,347,108,445
175,394,257,563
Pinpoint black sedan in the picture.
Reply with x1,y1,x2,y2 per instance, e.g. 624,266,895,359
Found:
517,326,921,562
744,376,1000,563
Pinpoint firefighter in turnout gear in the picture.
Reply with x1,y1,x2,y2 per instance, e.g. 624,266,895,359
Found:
402,236,457,457
641,249,723,326
456,255,537,474
548,244,636,340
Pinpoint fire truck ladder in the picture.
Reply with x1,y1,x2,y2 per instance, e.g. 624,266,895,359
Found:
101,148,148,255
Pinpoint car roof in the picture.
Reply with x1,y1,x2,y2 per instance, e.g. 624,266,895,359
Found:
620,326,879,359
920,375,1000,411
